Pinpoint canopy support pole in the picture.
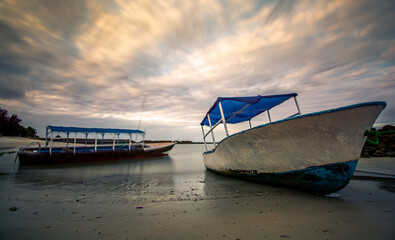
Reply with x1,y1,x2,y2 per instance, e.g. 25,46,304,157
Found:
226,104,250,123
101,133,105,144
208,114,216,148
249,120,252,129
112,133,115,151
203,118,223,138
85,132,88,147
142,129,146,147
73,132,76,154
128,133,132,150
66,132,70,147
201,125,207,152
294,96,301,115
49,131,53,155
45,126,49,147
94,133,97,152
218,101,229,137
267,110,272,123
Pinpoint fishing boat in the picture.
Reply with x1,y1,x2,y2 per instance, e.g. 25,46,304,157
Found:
200,93,386,194
18,126,175,166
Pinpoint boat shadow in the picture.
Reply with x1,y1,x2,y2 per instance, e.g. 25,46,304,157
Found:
352,174,395,194
203,169,309,198
202,169,379,199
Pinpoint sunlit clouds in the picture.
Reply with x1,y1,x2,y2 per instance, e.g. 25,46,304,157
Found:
0,0,394,140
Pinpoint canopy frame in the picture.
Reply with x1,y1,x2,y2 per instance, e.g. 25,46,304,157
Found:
201,93,301,152
45,126,145,155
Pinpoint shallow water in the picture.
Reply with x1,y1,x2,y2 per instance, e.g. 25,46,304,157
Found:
0,144,206,175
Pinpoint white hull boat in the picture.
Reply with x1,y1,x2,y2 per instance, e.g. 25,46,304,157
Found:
200,93,386,194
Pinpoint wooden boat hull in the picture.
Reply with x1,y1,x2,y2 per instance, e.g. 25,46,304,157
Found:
18,143,175,166
203,102,386,194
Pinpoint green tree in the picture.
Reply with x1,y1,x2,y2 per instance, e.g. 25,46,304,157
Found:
0,108,10,135
0,107,37,137
25,127,37,138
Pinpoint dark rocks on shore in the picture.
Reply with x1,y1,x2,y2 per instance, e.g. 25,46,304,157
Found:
361,125,395,158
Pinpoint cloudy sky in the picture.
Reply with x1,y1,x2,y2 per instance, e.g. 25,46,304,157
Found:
0,0,394,141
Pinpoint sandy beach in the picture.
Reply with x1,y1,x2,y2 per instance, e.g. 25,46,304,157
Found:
0,137,394,239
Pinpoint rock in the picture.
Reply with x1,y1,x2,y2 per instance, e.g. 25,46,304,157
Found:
9,207,18,211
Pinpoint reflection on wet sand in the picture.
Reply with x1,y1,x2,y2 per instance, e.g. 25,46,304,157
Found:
20,154,172,173
16,155,174,182
12,156,176,205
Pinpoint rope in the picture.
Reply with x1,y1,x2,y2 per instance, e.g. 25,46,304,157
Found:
364,129,395,145
14,142,41,163
19,141,41,152
0,150,17,157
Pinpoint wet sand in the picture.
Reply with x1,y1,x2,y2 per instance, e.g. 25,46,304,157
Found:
0,137,394,239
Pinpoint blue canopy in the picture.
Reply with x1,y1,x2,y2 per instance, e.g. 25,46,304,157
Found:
200,93,297,126
48,126,145,135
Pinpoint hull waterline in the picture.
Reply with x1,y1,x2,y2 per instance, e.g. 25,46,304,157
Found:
208,160,358,194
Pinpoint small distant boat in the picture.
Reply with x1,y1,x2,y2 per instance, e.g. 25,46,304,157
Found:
18,126,175,166
200,93,386,194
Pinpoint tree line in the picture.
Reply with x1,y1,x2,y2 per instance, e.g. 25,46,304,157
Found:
0,107,37,137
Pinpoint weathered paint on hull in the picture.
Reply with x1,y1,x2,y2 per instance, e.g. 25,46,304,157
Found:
203,102,386,194
18,143,175,166
208,160,358,195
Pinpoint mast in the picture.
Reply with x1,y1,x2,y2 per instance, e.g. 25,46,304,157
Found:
135,96,146,143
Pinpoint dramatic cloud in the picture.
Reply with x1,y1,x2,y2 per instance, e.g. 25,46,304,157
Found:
0,0,394,141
